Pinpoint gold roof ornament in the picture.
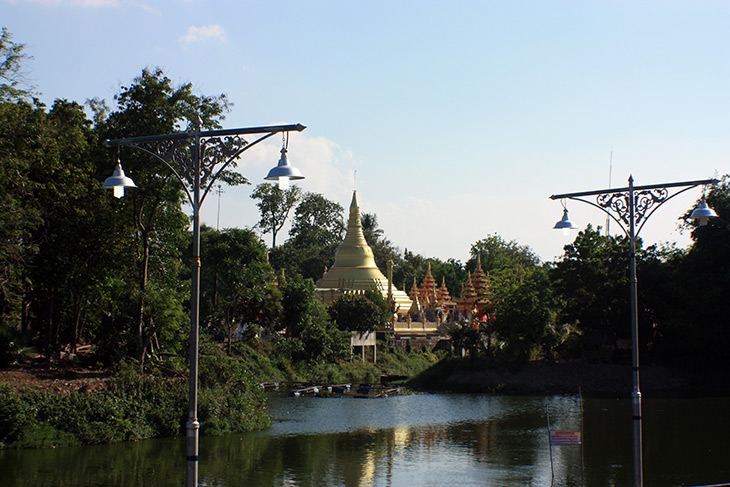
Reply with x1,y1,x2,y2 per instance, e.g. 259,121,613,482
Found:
437,276,454,305
315,191,412,313
409,276,419,301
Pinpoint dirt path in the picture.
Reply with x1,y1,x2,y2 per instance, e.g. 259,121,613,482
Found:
0,362,110,394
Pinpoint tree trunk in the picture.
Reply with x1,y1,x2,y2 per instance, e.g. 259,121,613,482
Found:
137,231,150,370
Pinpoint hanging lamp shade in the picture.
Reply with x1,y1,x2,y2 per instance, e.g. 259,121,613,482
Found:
102,162,137,198
265,147,304,189
689,197,718,226
553,208,578,236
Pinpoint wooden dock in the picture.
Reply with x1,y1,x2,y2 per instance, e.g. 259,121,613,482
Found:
284,382,399,398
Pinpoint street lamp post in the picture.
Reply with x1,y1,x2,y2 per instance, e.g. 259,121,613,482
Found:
550,175,718,487
103,120,306,487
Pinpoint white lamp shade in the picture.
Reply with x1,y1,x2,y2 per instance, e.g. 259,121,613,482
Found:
102,162,136,198
265,148,304,188
690,198,718,226
553,208,578,235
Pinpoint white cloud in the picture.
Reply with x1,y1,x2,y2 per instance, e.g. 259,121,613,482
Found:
138,3,161,15
74,0,118,5
10,0,118,5
179,25,228,49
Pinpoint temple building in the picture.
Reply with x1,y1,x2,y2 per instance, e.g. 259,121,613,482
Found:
315,191,413,315
315,191,495,336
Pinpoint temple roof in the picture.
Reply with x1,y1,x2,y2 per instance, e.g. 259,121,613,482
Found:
315,191,412,313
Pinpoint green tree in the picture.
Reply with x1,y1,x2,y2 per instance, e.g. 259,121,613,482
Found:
468,234,541,307
251,183,302,248
272,192,344,279
97,67,232,367
290,192,345,244
470,233,541,272
448,322,484,358
198,226,281,353
492,267,558,361
0,100,44,327
654,177,730,375
329,287,389,332
279,274,349,363
23,100,117,355
0,95,122,360
277,193,345,280
550,225,632,358
0,27,36,102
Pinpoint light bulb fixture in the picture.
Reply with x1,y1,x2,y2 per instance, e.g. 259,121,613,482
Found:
265,132,304,189
553,201,578,236
689,192,718,226
102,155,136,198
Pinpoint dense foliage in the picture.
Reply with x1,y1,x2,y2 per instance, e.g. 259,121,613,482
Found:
0,347,269,448
329,287,390,332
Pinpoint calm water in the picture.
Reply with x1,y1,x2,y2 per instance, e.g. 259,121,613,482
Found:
2,393,729,486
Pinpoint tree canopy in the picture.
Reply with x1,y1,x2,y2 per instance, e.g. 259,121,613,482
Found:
0,27,36,102
251,183,302,248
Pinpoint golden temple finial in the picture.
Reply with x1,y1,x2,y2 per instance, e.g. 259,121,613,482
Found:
315,191,413,315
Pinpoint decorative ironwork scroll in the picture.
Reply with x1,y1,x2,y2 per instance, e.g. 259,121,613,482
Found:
596,187,669,228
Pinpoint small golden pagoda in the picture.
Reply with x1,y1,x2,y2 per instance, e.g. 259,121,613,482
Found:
315,191,413,315
437,277,453,305
471,255,491,298
418,263,439,307
457,272,478,310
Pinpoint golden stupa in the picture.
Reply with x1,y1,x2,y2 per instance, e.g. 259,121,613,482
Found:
315,191,413,315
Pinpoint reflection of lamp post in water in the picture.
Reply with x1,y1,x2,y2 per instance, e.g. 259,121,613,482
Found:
102,120,306,487
551,175,718,487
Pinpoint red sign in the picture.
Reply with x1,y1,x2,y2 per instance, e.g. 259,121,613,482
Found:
549,431,582,446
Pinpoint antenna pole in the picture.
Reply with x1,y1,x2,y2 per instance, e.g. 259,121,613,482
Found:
606,149,613,236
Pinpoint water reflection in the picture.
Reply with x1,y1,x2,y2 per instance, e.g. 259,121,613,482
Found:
202,394,584,486
2,394,729,487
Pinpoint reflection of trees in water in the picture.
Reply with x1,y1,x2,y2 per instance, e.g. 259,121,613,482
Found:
0,437,186,487
214,416,542,485
200,397,560,486
18,395,730,486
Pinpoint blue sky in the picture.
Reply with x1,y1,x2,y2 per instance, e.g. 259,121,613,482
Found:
4,0,728,263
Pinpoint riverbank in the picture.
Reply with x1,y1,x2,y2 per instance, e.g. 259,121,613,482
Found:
0,343,443,449
0,347,270,449
409,358,730,397
5,347,726,450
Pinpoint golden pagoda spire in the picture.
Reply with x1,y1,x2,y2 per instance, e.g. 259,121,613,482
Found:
316,191,412,313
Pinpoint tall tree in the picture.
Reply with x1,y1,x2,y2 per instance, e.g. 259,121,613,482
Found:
469,234,541,312
0,29,40,328
0,27,36,102
0,94,121,360
251,183,302,248
97,67,232,367
279,274,349,363
492,267,558,361
0,100,43,327
23,100,116,354
276,192,345,279
550,225,632,358
655,177,730,375
198,226,281,353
